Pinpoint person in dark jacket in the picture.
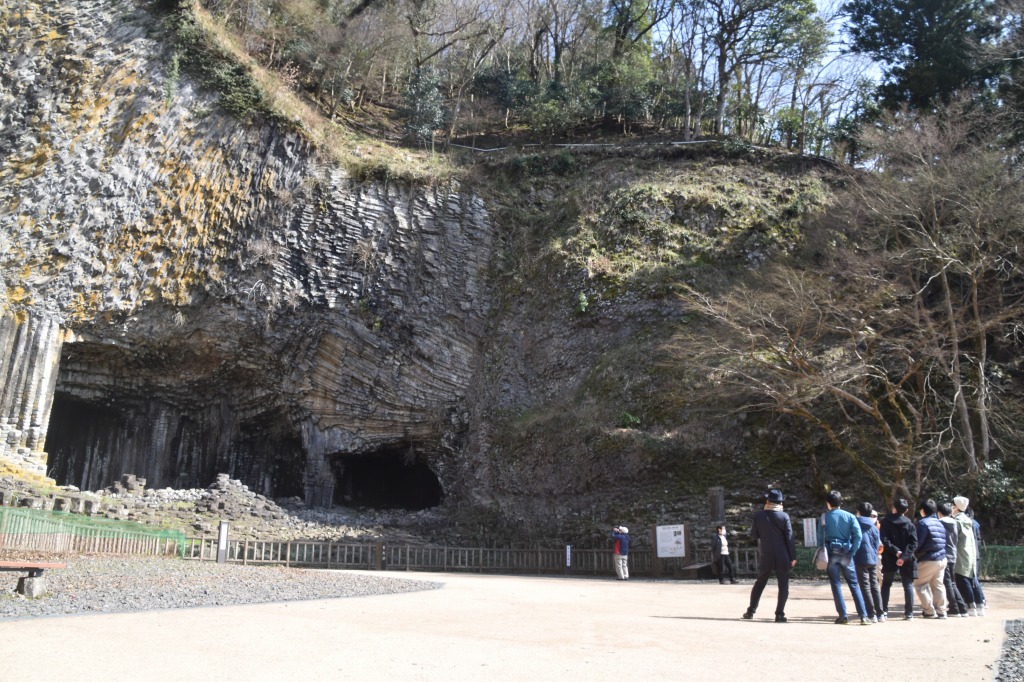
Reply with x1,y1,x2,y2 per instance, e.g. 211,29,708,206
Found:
880,498,918,619
968,509,988,612
610,526,630,580
913,499,948,618
742,489,797,623
854,502,883,622
937,502,968,617
712,524,738,584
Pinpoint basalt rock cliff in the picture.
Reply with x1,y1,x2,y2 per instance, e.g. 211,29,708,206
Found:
1,0,829,543
1,0,489,513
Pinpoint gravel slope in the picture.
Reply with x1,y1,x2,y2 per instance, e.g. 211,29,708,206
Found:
0,554,440,620
998,620,1024,682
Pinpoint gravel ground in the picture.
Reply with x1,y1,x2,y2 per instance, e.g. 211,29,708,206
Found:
997,620,1024,682
0,554,441,620
2,555,1022,679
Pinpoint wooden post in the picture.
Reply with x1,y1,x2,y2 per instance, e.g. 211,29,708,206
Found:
651,525,661,578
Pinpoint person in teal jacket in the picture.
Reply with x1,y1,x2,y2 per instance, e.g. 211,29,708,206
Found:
820,490,868,624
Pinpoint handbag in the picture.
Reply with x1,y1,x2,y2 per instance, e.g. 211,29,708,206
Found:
813,544,828,570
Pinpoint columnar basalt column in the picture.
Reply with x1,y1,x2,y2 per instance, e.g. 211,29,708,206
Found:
0,313,65,478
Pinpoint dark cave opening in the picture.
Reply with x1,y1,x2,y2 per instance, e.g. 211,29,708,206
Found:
332,446,444,511
46,394,127,489
46,391,307,498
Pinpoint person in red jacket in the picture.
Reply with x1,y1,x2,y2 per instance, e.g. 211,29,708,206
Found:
611,526,630,580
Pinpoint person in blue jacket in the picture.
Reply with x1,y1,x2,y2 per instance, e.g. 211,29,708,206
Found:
913,499,948,618
854,502,883,622
610,526,630,580
820,490,868,624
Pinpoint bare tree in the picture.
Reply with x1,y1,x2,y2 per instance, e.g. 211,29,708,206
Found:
700,0,818,135
670,108,1024,501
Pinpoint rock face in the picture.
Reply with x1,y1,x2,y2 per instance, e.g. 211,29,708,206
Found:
0,0,492,507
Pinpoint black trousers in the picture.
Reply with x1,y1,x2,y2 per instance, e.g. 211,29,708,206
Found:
747,563,790,617
956,573,979,606
716,554,737,583
944,563,968,615
881,570,915,616
856,562,883,618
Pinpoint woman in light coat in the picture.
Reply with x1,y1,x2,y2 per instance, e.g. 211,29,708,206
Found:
951,496,981,615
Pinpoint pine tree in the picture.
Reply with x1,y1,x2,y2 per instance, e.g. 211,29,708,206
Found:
843,0,998,109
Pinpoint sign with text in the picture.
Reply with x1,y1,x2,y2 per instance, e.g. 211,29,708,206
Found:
655,524,686,558
802,518,818,547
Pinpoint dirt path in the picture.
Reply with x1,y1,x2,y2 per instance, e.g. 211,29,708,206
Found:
2,574,1021,681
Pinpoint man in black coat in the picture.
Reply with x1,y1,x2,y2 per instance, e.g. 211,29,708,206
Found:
880,497,919,619
742,488,798,623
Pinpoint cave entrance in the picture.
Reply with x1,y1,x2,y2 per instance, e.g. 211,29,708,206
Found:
46,395,127,490
332,446,443,510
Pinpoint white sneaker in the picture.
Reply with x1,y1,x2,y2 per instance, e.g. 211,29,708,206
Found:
975,603,985,616
968,607,978,616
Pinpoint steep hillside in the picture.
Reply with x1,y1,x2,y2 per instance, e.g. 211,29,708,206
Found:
452,146,836,542
10,0,1014,548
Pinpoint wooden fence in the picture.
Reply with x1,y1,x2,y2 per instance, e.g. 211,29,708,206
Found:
3,506,1018,580
180,536,763,577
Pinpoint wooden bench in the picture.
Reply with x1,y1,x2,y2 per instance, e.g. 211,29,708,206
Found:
0,561,66,597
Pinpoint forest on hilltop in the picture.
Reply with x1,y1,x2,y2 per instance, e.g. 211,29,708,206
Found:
162,0,1024,157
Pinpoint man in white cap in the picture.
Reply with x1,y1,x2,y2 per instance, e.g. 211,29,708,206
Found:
610,526,630,580
951,496,982,615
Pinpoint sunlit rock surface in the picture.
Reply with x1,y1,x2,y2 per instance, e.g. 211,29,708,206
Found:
0,0,492,506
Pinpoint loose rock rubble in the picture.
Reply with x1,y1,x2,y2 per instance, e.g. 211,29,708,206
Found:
0,473,446,544
0,554,441,620
997,620,1024,682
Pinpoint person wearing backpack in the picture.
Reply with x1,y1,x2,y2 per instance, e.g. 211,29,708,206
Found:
854,502,883,623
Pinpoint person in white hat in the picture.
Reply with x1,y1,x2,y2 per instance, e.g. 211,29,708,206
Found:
951,496,982,615
610,526,630,580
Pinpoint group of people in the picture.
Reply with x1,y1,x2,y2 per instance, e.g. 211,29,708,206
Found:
741,488,988,624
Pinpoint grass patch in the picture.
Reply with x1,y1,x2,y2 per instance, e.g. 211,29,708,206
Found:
559,162,831,296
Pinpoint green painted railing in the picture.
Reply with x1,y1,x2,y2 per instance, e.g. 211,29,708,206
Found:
0,507,186,556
